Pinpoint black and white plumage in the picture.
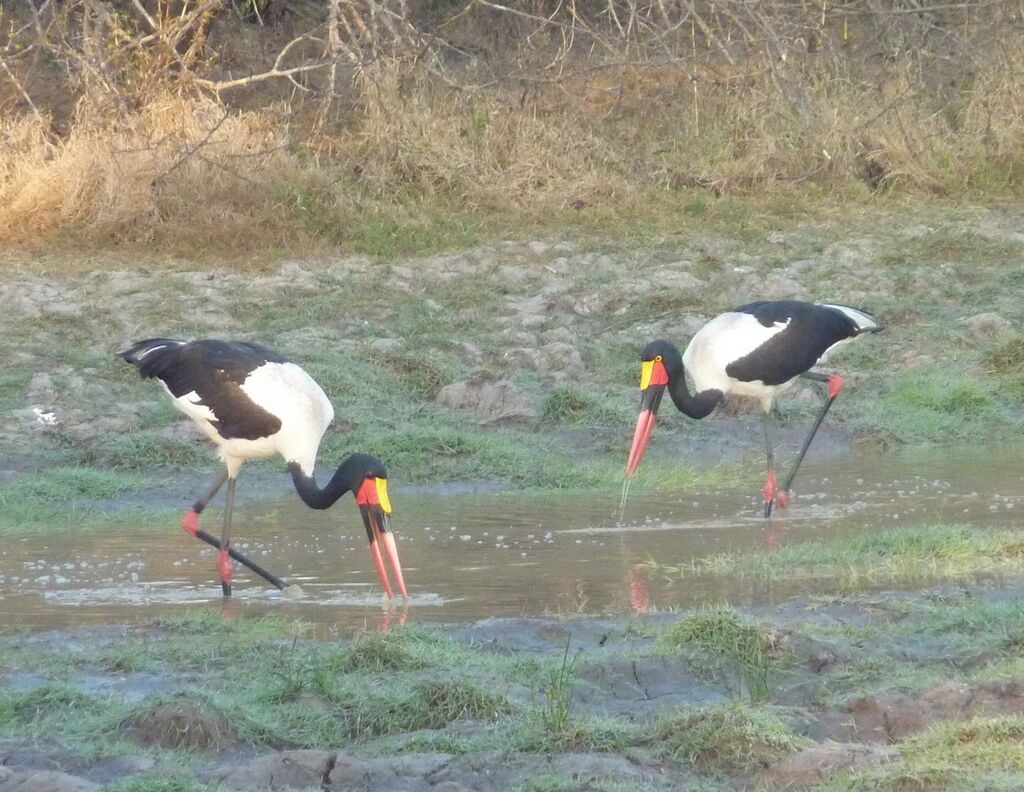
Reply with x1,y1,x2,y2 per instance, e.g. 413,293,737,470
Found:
119,338,408,599
626,300,881,517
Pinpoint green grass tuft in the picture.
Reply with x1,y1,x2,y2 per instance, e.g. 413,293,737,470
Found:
854,366,1015,442
103,780,223,792
660,607,782,702
331,632,431,673
822,716,1024,791
541,386,596,424
537,638,578,733
651,703,810,777
0,684,104,726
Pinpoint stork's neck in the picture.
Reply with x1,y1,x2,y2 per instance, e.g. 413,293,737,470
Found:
666,360,722,419
288,462,353,510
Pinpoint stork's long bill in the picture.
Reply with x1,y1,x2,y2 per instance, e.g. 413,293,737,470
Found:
625,357,670,477
355,476,409,599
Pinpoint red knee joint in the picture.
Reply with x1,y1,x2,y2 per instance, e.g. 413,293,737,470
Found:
763,470,778,504
182,509,200,537
218,548,233,585
828,375,844,400
776,489,791,509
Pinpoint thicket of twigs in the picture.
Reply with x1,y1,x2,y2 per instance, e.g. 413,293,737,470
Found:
1,0,1023,248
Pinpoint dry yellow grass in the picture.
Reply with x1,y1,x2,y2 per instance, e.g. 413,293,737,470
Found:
347,62,632,211
2,3,1024,252
0,94,297,248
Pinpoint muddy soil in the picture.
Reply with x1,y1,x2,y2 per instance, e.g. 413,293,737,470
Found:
2,207,1022,493
6,580,1024,790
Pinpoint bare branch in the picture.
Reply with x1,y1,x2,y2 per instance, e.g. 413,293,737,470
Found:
194,60,333,93
0,58,45,124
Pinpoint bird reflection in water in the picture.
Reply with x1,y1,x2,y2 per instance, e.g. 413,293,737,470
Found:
628,564,653,615
377,605,409,633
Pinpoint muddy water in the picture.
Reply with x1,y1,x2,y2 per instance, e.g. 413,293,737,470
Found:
2,443,1022,633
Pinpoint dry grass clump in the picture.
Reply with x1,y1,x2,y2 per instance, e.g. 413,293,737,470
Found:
2,0,1024,251
0,93,299,248
346,61,632,212
339,30,1024,211
125,697,237,751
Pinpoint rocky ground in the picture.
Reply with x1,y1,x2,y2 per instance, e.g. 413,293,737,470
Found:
0,202,1022,501
0,200,1022,791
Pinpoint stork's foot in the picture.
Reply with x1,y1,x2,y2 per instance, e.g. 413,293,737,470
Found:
218,548,233,597
763,470,778,519
828,374,844,400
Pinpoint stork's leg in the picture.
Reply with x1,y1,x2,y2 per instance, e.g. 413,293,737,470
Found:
778,372,844,504
180,468,288,592
218,477,237,597
762,410,778,518
181,469,228,538
180,468,236,595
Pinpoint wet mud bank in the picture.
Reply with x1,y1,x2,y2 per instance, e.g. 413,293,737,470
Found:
5,581,1024,790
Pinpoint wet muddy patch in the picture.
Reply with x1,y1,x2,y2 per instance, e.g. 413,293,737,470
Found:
4,570,1024,789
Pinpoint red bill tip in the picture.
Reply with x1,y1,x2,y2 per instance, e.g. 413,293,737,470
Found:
369,539,395,599
381,530,409,600
625,408,657,478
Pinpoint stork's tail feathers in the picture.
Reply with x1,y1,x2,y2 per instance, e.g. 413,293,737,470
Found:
118,338,188,378
818,304,882,334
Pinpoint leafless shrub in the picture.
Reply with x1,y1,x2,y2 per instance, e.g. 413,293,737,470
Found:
1,0,1022,246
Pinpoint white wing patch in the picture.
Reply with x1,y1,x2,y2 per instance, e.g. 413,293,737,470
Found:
133,339,186,360
684,311,790,393
134,344,167,359
239,362,335,474
171,389,217,423
818,303,879,332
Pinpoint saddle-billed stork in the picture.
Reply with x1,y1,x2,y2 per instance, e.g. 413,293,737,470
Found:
119,338,408,599
625,300,881,517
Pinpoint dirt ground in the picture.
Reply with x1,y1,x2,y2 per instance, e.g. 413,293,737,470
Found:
0,201,1022,791
4,579,1024,790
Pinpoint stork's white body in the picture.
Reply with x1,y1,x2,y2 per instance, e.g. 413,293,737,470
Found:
683,303,880,412
167,362,334,477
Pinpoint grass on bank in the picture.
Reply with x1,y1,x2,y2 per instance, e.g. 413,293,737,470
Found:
645,525,1024,591
103,781,227,792
9,584,1024,787
0,466,164,533
846,366,1022,443
818,716,1024,792
652,704,809,778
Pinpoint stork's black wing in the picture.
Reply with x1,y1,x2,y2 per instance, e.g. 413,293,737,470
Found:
725,301,864,386
119,339,288,440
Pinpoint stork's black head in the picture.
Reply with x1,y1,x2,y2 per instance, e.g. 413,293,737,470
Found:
338,453,389,488
340,453,408,600
626,340,682,478
640,339,683,374
288,452,407,599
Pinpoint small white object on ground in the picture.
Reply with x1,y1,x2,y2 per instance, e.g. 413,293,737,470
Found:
32,407,58,426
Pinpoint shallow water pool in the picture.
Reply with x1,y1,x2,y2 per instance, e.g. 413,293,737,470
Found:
2,442,1021,632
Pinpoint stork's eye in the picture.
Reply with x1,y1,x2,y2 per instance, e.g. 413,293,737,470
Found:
655,355,663,362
